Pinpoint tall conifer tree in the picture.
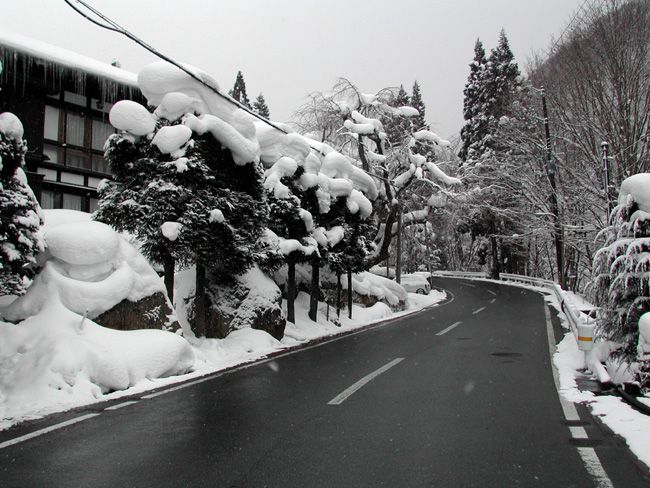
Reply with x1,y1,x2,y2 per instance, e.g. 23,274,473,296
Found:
253,93,270,118
230,70,252,109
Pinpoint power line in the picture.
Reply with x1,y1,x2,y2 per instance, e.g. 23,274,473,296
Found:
63,0,299,142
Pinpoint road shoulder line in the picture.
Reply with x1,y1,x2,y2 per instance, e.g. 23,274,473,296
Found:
544,305,613,488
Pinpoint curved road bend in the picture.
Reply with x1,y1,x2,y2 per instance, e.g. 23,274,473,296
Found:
1,278,648,487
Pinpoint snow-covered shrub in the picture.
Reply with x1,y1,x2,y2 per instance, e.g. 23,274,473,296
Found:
0,112,44,296
591,173,650,361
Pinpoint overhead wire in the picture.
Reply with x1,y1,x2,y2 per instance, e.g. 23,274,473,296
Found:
62,0,453,187
63,0,298,140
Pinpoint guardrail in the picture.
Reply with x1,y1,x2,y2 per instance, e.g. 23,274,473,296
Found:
501,274,608,383
431,271,487,279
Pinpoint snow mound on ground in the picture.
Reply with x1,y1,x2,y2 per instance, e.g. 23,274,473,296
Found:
45,221,120,265
342,271,408,307
0,210,195,428
0,298,193,427
3,214,165,321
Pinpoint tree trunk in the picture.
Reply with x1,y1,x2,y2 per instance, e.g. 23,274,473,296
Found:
347,267,353,320
193,263,207,338
163,254,175,304
308,255,320,322
287,260,296,324
490,235,500,280
336,272,342,318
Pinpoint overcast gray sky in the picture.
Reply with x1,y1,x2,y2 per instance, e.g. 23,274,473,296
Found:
1,0,584,138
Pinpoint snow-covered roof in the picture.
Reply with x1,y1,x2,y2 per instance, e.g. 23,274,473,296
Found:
0,29,138,87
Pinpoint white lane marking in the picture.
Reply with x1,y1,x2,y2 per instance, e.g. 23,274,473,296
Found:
0,413,100,450
328,358,404,405
489,298,496,304
105,401,138,411
544,306,613,488
460,283,476,288
141,375,216,399
487,290,497,296
472,306,486,315
436,321,462,336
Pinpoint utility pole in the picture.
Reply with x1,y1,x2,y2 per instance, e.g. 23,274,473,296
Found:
541,88,565,289
601,141,613,218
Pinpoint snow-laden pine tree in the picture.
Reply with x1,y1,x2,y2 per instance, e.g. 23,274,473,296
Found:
456,32,524,277
253,93,270,118
97,95,269,338
264,160,315,324
230,70,252,109
0,112,44,296
592,174,650,361
459,39,488,162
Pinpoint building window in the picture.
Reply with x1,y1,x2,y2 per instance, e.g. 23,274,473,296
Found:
42,94,115,176
40,189,91,212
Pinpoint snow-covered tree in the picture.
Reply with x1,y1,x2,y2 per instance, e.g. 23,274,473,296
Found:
293,78,461,275
264,159,316,324
459,39,488,162
253,93,270,118
230,70,252,109
592,174,650,361
455,32,525,277
97,84,269,337
0,112,44,296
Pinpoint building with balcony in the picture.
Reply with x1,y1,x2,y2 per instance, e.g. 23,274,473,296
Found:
0,31,144,212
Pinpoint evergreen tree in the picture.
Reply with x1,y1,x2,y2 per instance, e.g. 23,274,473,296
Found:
97,106,268,337
592,176,650,362
487,30,521,122
410,81,427,131
229,70,252,109
265,164,313,324
459,38,488,161
383,85,411,147
456,31,524,277
253,93,270,118
0,113,44,296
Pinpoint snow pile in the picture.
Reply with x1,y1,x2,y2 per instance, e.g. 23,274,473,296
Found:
342,271,408,308
0,210,194,427
3,210,166,321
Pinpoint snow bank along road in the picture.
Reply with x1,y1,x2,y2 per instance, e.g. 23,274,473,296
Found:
1,278,648,487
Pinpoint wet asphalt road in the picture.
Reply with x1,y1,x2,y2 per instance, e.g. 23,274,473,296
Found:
1,278,648,487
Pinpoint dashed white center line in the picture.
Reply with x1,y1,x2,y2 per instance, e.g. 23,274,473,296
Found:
105,401,138,411
328,358,404,405
436,321,462,336
487,290,497,296
0,413,100,450
472,306,486,315
489,298,496,304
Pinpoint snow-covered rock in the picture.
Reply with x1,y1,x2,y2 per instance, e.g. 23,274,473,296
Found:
2,210,177,332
